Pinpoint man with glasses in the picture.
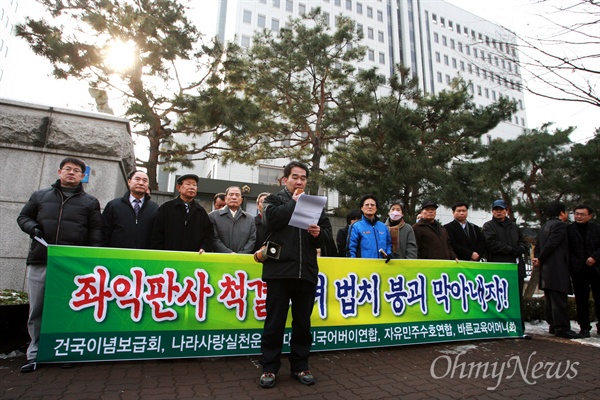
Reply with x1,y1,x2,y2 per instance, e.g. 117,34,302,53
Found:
348,194,392,259
151,174,213,253
208,186,256,253
17,157,103,372
567,204,600,337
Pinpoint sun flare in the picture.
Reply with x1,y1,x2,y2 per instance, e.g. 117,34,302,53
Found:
104,40,137,72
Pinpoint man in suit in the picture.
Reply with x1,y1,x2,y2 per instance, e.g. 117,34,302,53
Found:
567,204,600,337
444,202,486,261
533,203,580,339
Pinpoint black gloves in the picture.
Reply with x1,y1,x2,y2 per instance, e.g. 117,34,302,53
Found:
30,227,43,239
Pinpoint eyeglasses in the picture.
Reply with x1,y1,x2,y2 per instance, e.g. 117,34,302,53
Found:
62,167,83,174
574,212,590,217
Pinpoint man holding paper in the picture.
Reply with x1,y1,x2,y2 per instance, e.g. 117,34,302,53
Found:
258,161,332,389
17,157,102,373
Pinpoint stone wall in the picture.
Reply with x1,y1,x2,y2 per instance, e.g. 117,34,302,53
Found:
0,99,135,291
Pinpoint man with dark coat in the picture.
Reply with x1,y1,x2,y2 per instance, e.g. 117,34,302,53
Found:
17,157,102,373
533,203,581,339
444,202,486,261
258,161,332,389
482,199,529,336
151,174,213,253
567,204,600,337
208,186,256,253
412,200,458,260
102,170,158,249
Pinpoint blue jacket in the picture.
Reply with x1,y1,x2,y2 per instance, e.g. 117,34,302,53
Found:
348,215,392,258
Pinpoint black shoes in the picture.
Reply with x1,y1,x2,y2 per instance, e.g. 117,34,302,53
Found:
291,370,316,385
555,329,582,339
259,372,276,389
20,359,37,373
579,329,591,338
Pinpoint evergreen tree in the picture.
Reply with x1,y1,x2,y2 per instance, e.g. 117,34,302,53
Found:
567,129,600,213
324,67,516,221
222,8,371,194
471,124,574,225
16,0,247,190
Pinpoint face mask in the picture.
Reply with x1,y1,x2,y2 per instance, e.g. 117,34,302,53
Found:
389,211,403,221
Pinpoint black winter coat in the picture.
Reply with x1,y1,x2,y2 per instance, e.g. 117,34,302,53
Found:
482,217,528,277
444,220,486,261
151,197,213,252
261,188,332,285
534,218,571,294
17,180,103,265
102,192,159,249
567,222,600,275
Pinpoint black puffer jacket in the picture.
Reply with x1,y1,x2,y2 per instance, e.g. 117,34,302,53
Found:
261,188,332,285
17,180,103,265
102,192,159,249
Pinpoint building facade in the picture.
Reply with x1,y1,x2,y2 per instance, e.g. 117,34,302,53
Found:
160,0,528,223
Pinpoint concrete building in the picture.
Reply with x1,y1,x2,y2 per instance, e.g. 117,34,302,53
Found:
0,99,135,291
159,0,527,225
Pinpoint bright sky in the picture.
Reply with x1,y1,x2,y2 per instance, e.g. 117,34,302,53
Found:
1,0,596,145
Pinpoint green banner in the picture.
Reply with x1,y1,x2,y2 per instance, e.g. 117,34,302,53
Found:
38,246,522,362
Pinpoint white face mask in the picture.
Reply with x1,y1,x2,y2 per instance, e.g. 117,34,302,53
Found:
389,211,403,221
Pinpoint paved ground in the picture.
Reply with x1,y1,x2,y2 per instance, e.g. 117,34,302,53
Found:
2,325,599,400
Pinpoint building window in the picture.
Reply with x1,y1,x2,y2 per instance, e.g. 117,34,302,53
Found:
257,14,266,28
243,10,252,24
492,91,497,100
286,0,293,12
440,17,445,27
322,12,330,26
357,2,363,14
458,42,463,52
271,18,280,31
456,23,461,34
485,88,489,98
335,0,341,5
273,0,281,8
368,27,374,40
444,55,449,65
442,36,447,46
448,21,453,30
446,74,451,84
450,39,455,49
437,72,442,82
435,52,441,62
346,0,352,10
367,6,373,18
379,52,385,64
473,48,478,58
378,31,384,42
434,32,439,43
477,85,482,96
452,58,457,68
377,10,383,22
241,35,251,48
357,23,363,36
368,49,375,61
432,13,437,24
259,166,283,185
299,3,306,14
460,61,465,71
466,46,470,56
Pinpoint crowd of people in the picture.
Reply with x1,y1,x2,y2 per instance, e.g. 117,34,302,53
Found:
16,157,600,390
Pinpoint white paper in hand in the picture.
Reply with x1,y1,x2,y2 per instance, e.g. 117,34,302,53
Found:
289,194,327,229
